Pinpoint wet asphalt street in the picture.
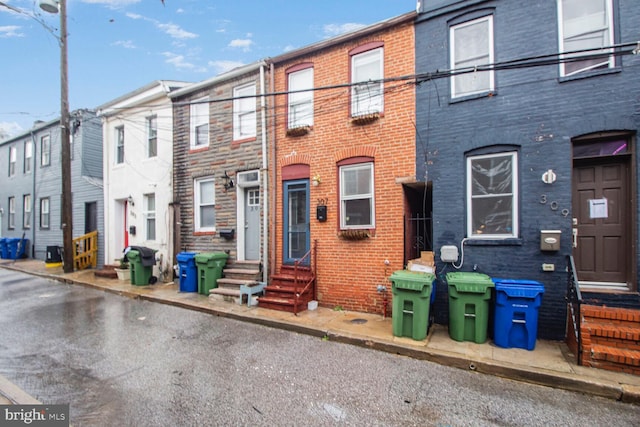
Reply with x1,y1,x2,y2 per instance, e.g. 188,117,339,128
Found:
1,268,639,426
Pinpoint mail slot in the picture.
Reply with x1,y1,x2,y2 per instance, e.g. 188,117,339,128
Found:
540,230,561,251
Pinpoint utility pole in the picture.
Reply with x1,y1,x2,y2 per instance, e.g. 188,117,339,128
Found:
38,0,73,273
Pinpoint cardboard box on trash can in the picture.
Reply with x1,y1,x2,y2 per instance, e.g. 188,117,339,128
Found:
407,254,435,273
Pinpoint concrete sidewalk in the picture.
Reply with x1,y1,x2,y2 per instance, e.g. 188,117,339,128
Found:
1,259,639,406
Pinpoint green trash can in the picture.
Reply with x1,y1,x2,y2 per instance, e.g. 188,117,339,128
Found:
446,272,495,343
390,270,435,341
126,249,154,286
194,252,229,295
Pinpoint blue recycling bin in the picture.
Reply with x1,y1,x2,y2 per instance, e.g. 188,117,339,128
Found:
177,252,198,292
7,237,26,260
0,238,7,259
492,279,545,350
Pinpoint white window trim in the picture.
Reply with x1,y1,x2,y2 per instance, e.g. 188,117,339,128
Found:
557,0,614,77
144,193,156,241
8,197,15,229
351,48,384,117
288,67,314,129
115,126,124,165
194,177,216,232
466,151,518,239
340,162,375,229
40,197,50,229
450,15,495,98
233,84,257,140
147,115,158,158
9,146,17,176
23,194,31,229
190,97,209,149
24,141,32,173
41,135,51,166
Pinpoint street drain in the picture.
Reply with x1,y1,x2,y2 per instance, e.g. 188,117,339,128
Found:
350,318,368,324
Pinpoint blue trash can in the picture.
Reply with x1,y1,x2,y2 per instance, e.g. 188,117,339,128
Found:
177,252,198,292
6,238,21,259
492,279,545,350
0,238,7,259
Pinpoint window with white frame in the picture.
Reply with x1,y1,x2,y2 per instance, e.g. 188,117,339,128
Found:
233,83,256,140
9,146,16,176
23,194,31,229
147,115,157,157
558,0,614,77
351,48,384,116
340,162,375,229
144,193,156,240
288,67,314,128
24,141,32,173
450,15,494,98
190,97,209,148
40,197,50,229
40,135,50,166
467,152,518,238
194,177,216,232
8,197,15,229
115,126,124,164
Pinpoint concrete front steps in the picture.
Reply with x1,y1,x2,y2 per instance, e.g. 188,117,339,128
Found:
579,305,640,375
209,260,262,305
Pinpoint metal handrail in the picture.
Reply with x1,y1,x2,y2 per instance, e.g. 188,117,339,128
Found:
293,240,317,315
565,255,583,365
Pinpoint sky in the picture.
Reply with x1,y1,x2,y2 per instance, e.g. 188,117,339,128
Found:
0,0,415,140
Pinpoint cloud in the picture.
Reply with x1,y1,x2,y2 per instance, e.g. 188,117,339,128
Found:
208,60,245,75
0,25,24,38
125,13,197,40
0,121,23,140
162,52,206,72
323,23,366,38
228,39,253,52
112,40,136,49
157,23,197,40
81,0,142,7
283,45,296,53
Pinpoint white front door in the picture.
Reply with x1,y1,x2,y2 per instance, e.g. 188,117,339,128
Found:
244,187,260,260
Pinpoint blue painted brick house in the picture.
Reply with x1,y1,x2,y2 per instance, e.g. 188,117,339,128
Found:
415,0,640,340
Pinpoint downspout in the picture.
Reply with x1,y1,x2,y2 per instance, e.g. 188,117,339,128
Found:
269,62,277,281
260,64,269,283
30,130,37,258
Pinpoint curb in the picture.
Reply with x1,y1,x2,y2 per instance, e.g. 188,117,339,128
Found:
1,263,639,406
0,374,41,405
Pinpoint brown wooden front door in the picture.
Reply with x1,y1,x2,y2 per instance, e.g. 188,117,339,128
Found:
572,158,631,286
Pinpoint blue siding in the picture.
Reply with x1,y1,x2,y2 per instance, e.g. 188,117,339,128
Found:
416,0,640,340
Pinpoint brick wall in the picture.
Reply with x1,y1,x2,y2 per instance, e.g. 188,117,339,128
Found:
416,0,640,340
272,18,416,314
